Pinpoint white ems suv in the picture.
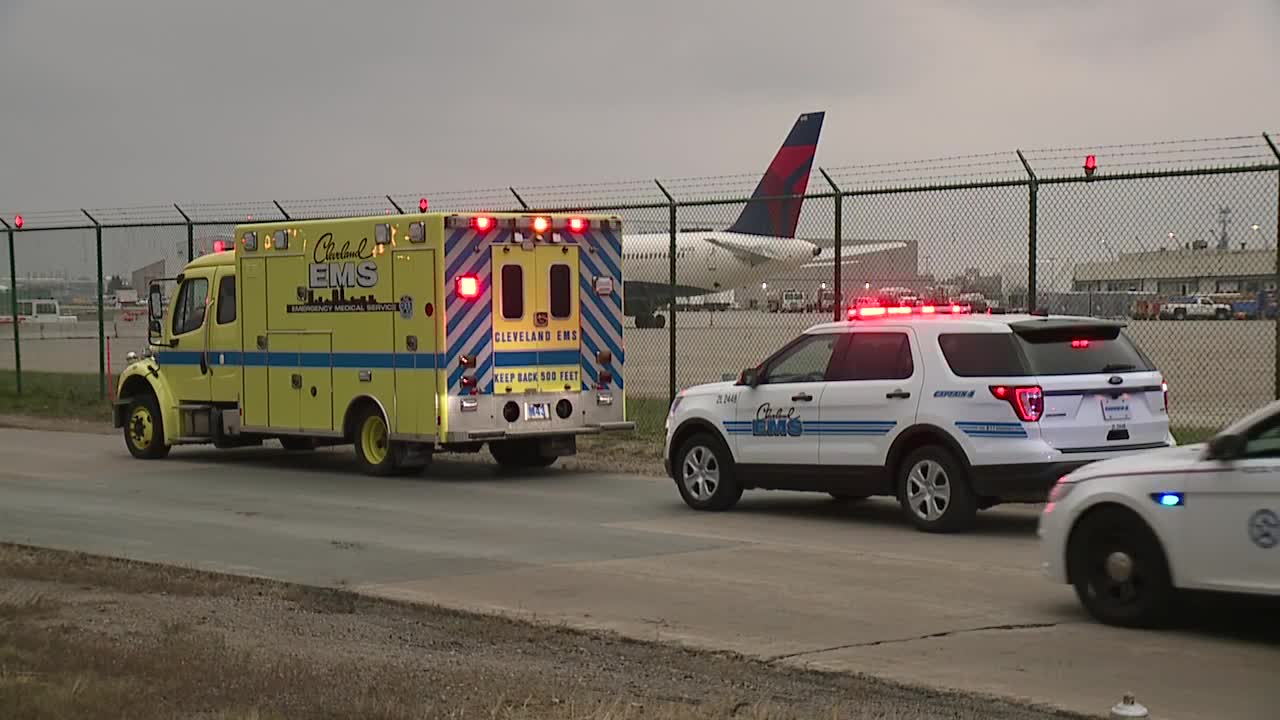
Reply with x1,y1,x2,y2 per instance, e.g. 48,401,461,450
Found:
663,306,1175,532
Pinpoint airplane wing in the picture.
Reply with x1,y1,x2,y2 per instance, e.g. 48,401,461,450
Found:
703,236,785,267
801,242,907,268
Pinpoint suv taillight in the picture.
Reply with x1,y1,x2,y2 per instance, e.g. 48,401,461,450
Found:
990,385,1043,422
1161,380,1169,413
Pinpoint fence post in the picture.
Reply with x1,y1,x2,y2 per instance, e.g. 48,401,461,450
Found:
819,169,842,321
83,209,105,399
1264,132,1280,399
174,204,193,262
1016,150,1038,311
2,219,18,395
655,180,677,405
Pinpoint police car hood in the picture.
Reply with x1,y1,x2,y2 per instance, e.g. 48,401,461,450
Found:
1067,443,1206,481
686,381,736,396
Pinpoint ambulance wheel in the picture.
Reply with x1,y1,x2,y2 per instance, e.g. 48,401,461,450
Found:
353,406,401,476
675,433,741,511
489,439,557,469
279,436,316,451
896,445,976,533
123,394,170,460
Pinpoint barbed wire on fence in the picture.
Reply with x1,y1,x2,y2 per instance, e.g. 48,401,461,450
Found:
4,131,1276,231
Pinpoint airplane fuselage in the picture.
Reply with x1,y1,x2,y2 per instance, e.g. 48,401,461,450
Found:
619,231,819,314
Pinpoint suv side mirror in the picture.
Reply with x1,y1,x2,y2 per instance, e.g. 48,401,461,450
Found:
1207,433,1246,461
737,367,760,387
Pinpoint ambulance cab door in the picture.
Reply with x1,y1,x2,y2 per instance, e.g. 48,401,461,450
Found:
392,247,438,438
208,266,240,403
491,244,536,395
535,243,581,393
164,268,214,403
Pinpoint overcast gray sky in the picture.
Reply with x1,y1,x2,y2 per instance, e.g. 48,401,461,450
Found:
1,0,1277,212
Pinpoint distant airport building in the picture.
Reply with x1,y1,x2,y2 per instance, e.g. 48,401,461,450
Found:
1072,246,1276,297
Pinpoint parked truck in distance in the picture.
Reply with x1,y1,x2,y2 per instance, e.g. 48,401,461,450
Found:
1159,295,1233,320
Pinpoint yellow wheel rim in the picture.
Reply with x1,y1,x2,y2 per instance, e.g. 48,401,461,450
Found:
361,415,389,465
129,407,153,447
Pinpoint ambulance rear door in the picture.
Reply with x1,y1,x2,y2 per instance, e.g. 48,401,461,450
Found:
534,243,581,393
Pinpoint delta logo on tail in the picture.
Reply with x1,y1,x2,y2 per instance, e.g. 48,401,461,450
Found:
727,111,824,239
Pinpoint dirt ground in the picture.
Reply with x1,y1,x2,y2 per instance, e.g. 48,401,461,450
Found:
0,413,668,477
0,544,1092,720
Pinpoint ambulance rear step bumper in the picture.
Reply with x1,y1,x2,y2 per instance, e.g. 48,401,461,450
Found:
460,421,634,441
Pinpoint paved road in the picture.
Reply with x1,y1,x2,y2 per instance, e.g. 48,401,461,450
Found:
0,428,1276,719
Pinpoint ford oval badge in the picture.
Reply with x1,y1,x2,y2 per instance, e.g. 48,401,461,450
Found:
1108,375,1123,385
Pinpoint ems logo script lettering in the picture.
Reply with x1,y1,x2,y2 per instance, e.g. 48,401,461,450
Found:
752,403,803,437
287,233,394,313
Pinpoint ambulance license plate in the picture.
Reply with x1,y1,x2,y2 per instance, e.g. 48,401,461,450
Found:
525,402,551,421
1101,399,1131,421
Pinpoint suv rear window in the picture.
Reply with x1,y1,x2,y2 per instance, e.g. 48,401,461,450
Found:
940,325,1155,377
1014,332,1154,376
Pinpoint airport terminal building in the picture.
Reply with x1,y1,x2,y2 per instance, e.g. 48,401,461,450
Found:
1072,246,1276,297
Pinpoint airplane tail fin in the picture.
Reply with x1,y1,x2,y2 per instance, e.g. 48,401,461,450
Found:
726,111,824,238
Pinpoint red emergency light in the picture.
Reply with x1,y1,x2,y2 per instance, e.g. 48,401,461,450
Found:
455,274,481,300
568,217,588,233
419,197,429,212
471,215,495,232
13,214,22,229
1083,154,1097,177
212,240,228,252
1070,339,1090,349
847,303,971,320
531,216,551,234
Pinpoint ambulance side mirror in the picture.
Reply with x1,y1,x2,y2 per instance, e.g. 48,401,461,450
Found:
147,286,165,346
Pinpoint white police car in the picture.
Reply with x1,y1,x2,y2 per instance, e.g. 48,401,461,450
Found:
1039,399,1280,627
664,305,1175,532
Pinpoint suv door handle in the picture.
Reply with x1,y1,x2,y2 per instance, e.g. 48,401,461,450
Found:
791,392,813,402
886,390,911,399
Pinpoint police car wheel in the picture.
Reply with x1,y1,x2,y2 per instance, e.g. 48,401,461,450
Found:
1067,507,1175,628
123,394,170,460
896,446,976,533
675,433,741,511
353,406,402,476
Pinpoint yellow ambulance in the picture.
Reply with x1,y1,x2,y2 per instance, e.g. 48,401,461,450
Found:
113,211,632,475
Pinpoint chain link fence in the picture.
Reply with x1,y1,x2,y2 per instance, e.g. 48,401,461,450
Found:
3,134,1278,440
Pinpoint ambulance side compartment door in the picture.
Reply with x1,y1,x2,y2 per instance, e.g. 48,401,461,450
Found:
392,248,438,437
240,257,268,427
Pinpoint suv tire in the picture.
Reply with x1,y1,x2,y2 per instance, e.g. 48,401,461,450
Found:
675,433,742,511
896,445,977,533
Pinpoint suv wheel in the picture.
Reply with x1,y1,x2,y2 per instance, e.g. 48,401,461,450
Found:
675,433,742,511
896,446,977,533
1067,507,1175,628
